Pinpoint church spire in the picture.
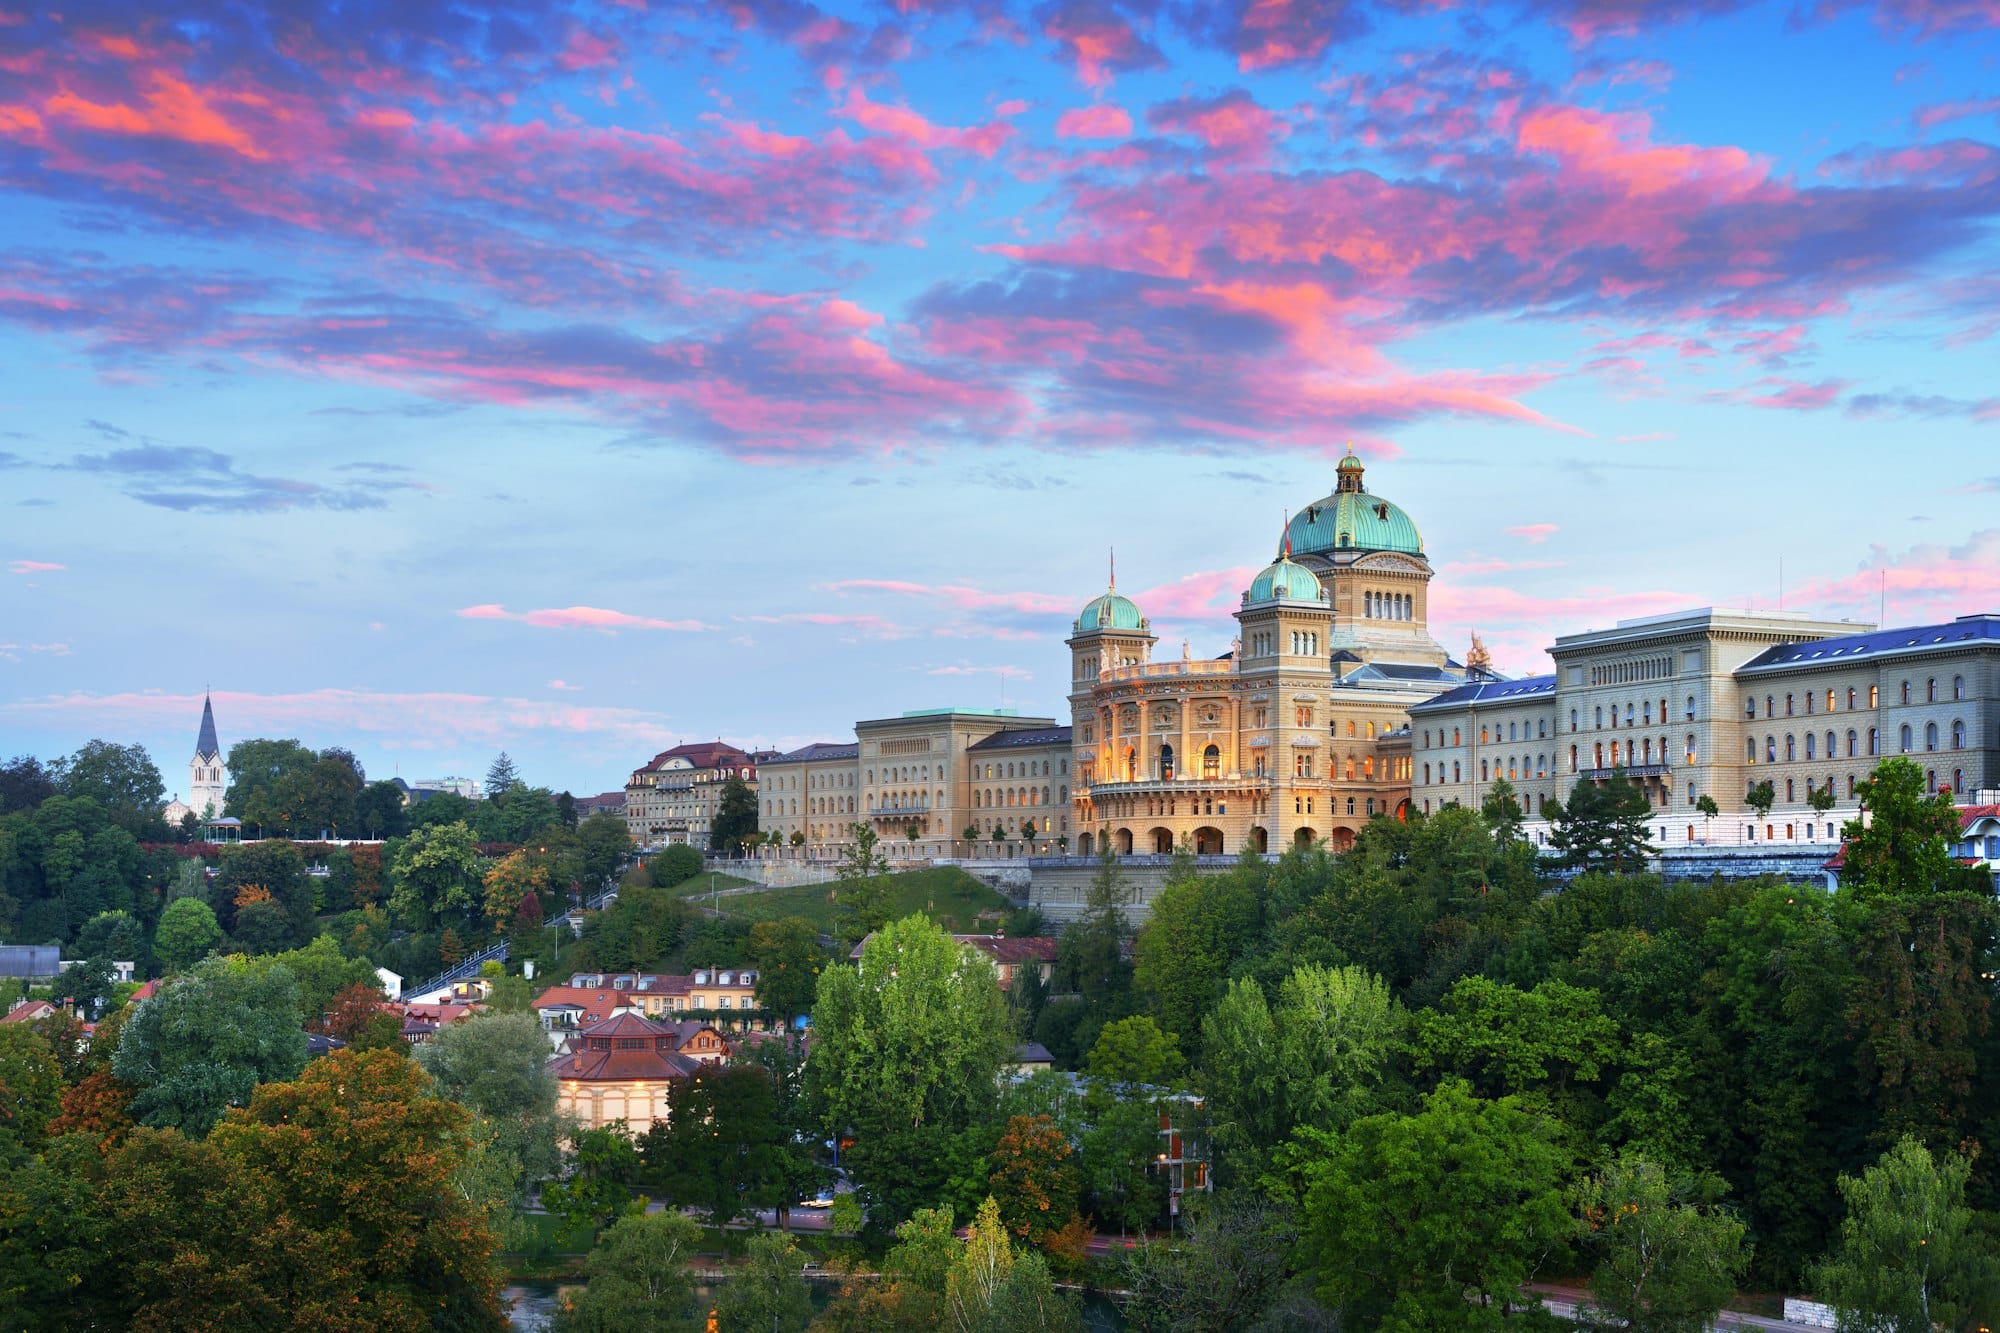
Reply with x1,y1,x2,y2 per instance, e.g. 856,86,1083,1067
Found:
195,692,220,761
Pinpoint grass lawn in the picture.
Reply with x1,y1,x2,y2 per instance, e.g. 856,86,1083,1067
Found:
661,871,754,899
720,866,1013,934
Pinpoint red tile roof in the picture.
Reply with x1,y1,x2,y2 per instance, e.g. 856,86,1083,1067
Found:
0,1000,56,1024
554,1012,704,1083
956,935,1058,964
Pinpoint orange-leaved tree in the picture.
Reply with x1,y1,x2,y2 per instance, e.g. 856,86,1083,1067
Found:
987,1113,1081,1247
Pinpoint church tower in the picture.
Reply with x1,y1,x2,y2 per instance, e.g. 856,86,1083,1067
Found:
189,693,225,820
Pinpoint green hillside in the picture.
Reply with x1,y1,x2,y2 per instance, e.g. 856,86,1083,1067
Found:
719,866,1013,934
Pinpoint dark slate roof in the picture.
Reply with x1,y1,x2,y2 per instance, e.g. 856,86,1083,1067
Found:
777,742,860,763
1737,614,2000,674
196,694,220,760
969,726,1073,751
1408,673,1558,713
1365,662,1460,681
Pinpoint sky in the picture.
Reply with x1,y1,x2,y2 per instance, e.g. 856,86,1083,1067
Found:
1,0,1998,799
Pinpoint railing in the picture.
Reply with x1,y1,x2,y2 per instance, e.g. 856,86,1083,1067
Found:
403,941,508,1001
1100,660,1236,683
1081,777,1254,797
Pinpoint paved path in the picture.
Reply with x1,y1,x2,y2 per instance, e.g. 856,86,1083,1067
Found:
1528,1283,1801,1331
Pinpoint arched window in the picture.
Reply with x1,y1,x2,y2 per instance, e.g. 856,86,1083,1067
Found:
1805,734,1816,760
1423,763,1432,784
1785,735,1796,761
1785,694,1794,716
1452,728,1461,746
1953,675,1964,701
1869,685,1879,708
1570,709,1579,732
1453,761,1462,783
1952,769,1964,792
1952,720,1965,749
1847,687,1857,709
1595,706,1604,728
1570,746,1578,773
1868,728,1878,756
1846,729,1857,757
1202,745,1220,779
1899,724,1913,752
1925,722,1938,751
1766,695,1775,718
1746,737,1758,763
1766,736,1777,762
1901,681,1911,705
1927,678,1937,703
1686,734,1697,764
1686,695,1696,720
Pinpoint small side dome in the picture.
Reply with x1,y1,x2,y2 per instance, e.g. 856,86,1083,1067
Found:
1076,590,1144,631
1247,556,1323,605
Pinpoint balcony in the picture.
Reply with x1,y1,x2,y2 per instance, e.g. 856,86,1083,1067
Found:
1579,764,1673,781
1099,659,1236,684
1080,776,1250,799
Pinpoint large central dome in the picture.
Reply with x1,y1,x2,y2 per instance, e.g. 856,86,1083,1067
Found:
1284,450,1423,558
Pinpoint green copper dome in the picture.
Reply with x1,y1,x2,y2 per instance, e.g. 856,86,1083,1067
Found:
1076,590,1144,631
1247,556,1323,605
1285,452,1423,557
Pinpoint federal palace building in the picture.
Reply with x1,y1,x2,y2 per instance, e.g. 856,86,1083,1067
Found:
756,451,1997,861
1064,451,1997,856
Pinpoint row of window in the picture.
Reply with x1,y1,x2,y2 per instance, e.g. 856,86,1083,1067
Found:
1364,591,1413,621
1746,720,1970,762
973,786,1068,808
1745,676,1969,721
1572,699,1683,731
764,796,860,817
1590,656,1673,686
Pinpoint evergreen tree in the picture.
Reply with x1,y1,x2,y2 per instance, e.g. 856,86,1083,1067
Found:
1548,770,1655,873
710,774,759,853
483,752,521,801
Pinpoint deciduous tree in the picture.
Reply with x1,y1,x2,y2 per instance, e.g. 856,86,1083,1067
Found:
553,1209,701,1333
389,820,483,932
210,1047,507,1331
987,1114,1080,1246
714,1230,814,1333
111,955,307,1135
1299,1081,1570,1327
1577,1156,1750,1333
1811,1135,2000,1332
153,896,221,971
748,915,824,1019
807,914,1010,1227
414,1010,564,1202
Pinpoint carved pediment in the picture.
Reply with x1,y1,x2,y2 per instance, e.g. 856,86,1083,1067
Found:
1353,553,1428,574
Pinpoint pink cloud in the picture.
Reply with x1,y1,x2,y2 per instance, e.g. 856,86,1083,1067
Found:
44,72,269,160
1505,523,1559,543
0,687,681,753
1739,376,1851,411
837,85,1012,159
1913,94,2000,131
1147,89,1285,163
1790,528,2000,624
1516,104,1766,200
7,560,64,574
1130,567,1262,620
457,604,711,632
823,578,1073,615
1054,103,1133,139
735,612,911,639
